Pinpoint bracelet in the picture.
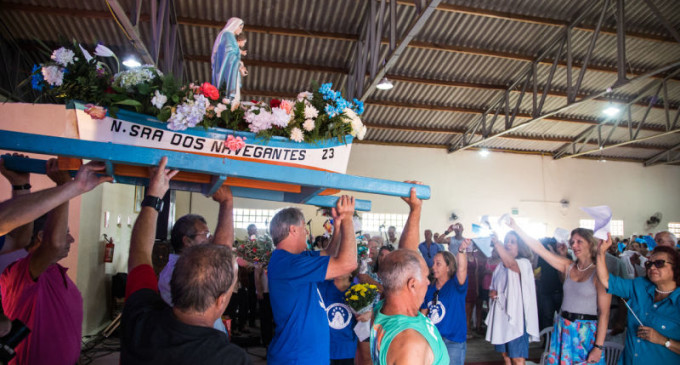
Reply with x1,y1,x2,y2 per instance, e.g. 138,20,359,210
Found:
12,183,31,190
458,249,466,254
592,344,603,350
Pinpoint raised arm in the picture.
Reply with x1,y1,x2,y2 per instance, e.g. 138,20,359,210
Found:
0,154,33,254
456,239,471,285
588,270,611,363
491,235,520,273
128,157,178,272
508,218,571,274
399,183,423,251
29,159,73,279
211,185,234,247
321,211,343,257
325,195,358,279
595,233,612,290
0,158,111,236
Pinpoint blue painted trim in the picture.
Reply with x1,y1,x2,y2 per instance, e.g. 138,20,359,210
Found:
0,154,373,211
204,175,227,196
68,101,353,149
0,131,430,201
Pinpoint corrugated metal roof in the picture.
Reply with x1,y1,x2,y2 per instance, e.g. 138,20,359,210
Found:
2,0,679,164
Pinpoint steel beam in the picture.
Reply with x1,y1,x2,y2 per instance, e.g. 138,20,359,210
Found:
105,0,155,65
446,0,680,154
352,0,443,101
644,143,680,166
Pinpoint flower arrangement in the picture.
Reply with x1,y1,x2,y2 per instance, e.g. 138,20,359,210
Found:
344,283,379,315
234,234,275,268
26,42,367,145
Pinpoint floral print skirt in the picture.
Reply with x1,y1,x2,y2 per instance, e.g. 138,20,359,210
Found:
547,315,604,365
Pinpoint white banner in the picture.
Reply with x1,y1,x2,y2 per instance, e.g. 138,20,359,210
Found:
75,110,352,173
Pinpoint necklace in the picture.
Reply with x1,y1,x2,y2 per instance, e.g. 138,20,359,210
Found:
576,262,593,271
656,287,676,294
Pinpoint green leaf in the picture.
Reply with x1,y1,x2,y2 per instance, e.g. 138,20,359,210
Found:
113,99,143,112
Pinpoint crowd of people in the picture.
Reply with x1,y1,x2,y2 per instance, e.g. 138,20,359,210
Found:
0,154,678,365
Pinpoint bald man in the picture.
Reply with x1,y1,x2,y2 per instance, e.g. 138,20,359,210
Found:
655,231,678,248
370,186,449,365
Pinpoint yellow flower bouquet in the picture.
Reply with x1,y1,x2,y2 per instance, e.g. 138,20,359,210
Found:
344,283,379,315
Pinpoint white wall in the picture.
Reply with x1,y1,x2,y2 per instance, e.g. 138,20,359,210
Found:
175,143,680,240
76,183,138,335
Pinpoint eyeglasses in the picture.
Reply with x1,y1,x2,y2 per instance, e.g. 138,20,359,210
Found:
433,289,440,305
644,259,673,270
191,231,211,239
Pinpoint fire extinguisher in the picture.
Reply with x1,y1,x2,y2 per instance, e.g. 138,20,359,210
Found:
103,234,115,263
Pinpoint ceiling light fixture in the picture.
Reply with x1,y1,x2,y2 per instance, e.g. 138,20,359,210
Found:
603,104,620,118
122,57,141,68
479,148,490,158
376,77,393,90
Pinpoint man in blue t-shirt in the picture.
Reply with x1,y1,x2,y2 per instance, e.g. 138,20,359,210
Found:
267,196,358,365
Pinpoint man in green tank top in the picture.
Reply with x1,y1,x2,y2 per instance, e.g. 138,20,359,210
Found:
369,186,450,365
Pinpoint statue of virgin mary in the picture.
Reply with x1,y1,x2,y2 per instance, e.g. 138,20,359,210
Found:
211,17,244,102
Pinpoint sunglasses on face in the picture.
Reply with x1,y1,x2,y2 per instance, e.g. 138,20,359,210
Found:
644,259,673,270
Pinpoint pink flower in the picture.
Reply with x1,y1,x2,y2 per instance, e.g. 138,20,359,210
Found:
279,99,293,114
224,135,247,151
84,104,107,119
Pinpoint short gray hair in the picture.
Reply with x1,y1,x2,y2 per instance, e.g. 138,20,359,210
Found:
378,250,424,294
270,207,305,245
171,244,235,312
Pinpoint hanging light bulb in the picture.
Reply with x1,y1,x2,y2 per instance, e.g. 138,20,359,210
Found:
376,77,393,90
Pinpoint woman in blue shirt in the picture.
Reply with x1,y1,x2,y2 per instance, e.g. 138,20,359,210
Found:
319,273,358,365
596,235,680,364
421,239,471,365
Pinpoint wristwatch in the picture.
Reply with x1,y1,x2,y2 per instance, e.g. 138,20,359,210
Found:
141,195,164,212
458,249,466,254
593,344,603,350
665,338,672,349
12,183,31,190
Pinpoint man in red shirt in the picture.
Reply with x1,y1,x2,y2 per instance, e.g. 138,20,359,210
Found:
121,157,249,364
1,159,112,364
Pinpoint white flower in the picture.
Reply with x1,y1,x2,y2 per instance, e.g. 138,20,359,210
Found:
51,47,75,66
350,118,365,138
166,94,210,131
94,44,115,57
245,107,272,133
151,90,167,109
343,108,358,123
290,127,304,143
79,44,93,62
303,119,315,132
304,105,319,119
357,125,367,140
214,103,227,116
222,98,231,105
297,91,312,101
113,66,161,89
42,66,64,86
270,107,290,128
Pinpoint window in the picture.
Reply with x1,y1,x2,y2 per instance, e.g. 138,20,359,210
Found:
233,208,278,230
579,219,624,236
669,223,680,236
361,213,408,233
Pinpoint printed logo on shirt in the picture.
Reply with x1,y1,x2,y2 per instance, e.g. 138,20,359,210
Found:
326,303,352,330
426,301,446,325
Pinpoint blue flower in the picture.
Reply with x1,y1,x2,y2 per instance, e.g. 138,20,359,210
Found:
325,104,339,118
31,64,44,91
353,99,365,115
